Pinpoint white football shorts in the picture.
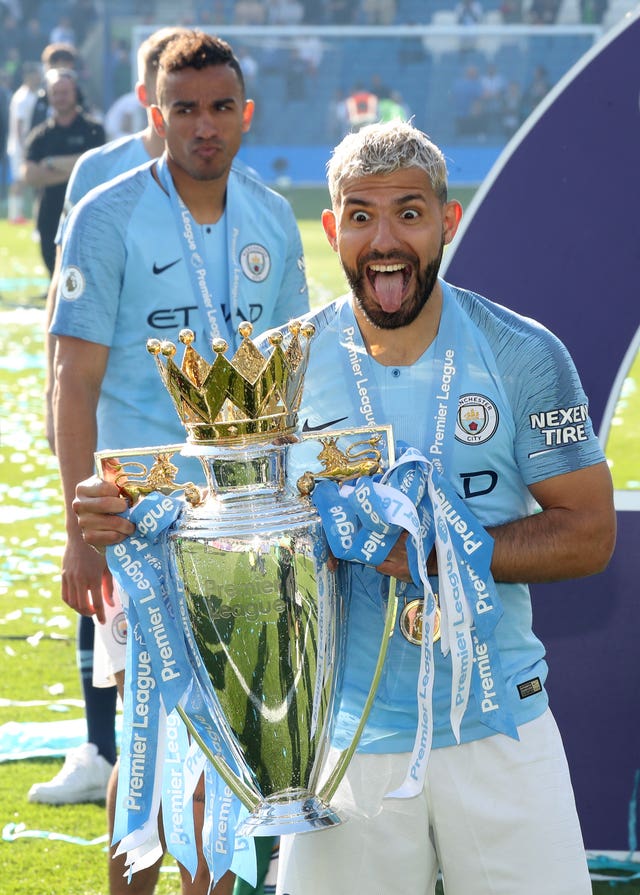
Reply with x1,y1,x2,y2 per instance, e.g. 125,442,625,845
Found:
92,580,127,688
277,709,591,895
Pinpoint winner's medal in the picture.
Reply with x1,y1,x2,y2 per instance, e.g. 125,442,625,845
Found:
400,595,441,645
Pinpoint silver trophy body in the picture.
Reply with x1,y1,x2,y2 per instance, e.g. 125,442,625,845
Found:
170,438,346,835
99,324,397,840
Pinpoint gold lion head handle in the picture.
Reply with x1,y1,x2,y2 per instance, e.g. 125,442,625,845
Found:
102,453,203,506
296,434,383,495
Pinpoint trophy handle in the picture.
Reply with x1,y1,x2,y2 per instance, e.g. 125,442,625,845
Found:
319,577,398,803
175,705,261,811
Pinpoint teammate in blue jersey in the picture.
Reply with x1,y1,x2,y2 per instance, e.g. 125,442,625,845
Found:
34,24,182,804
40,26,225,895
72,121,614,894
44,26,187,452
50,30,308,895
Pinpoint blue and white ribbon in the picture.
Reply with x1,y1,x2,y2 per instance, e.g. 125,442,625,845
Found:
106,491,256,887
312,447,518,799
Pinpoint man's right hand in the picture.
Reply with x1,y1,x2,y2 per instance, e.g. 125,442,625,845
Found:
69,477,136,622
60,535,113,623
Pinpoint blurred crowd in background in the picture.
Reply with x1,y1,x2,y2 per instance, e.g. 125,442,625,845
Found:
0,0,632,214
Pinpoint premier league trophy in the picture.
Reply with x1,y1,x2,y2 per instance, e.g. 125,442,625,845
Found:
100,321,396,838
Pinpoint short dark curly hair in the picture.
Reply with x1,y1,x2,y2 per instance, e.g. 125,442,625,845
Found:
156,30,245,105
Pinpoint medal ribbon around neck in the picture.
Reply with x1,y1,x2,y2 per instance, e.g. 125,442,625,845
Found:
106,490,256,887
156,154,233,349
313,285,517,797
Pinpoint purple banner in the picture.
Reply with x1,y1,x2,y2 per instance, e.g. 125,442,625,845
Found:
443,12,640,849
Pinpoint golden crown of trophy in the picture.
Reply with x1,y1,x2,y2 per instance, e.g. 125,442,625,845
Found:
99,321,396,836
146,320,313,444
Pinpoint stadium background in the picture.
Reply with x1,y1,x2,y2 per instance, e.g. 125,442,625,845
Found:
0,0,637,193
0,1,638,889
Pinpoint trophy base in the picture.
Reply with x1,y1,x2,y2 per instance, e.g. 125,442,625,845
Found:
238,792,342,837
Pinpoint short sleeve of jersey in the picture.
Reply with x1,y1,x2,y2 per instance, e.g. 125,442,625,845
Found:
458,289,605,485
513,326,604,482
51,177,138,347
57,149,103,244
66,150,103,209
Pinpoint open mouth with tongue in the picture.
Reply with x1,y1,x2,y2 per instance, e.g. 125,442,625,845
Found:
367,262,411,313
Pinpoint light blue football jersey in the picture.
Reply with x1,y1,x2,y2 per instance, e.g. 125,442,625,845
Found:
273,282,605,751
51,160,309,454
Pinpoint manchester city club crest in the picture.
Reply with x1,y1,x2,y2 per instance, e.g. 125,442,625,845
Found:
240,243,271,282
455,394,499,445
111,611,127,645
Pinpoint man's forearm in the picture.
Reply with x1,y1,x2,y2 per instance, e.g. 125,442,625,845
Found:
379,464,616,586
48,153,83,178
486,463,616,583
54,374,100,538
24,154,82,188
487,507,613,583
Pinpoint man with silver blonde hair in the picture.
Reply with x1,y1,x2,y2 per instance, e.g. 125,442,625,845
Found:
326,120,448,206
271,119,614,893
73,121,615,894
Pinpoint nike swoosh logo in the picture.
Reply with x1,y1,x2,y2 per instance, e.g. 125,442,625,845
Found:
152,259,181,275
302,416,349,433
